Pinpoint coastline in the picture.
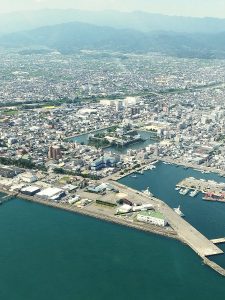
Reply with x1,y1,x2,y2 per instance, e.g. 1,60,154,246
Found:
1,185,225,277
0,188,178,241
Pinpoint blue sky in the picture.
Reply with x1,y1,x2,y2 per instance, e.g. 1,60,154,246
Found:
1,0,225,18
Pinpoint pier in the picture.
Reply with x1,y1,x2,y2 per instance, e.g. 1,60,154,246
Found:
177,177,225,196
112,181,223,258
211,238,225,244
0,193,16,204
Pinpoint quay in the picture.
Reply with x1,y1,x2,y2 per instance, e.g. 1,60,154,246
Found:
155,155,225,177
112,181,223,257
14,191,178,240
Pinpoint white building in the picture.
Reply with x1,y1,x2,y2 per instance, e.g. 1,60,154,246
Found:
137,211,167,227
117,204,132,214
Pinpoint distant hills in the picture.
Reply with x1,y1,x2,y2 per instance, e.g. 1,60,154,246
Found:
1,21,225,59
1,9,225,34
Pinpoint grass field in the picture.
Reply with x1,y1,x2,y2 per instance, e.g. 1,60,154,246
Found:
1,110,19,116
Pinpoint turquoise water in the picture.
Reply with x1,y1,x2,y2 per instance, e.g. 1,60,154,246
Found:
119,162,225,268
69,130,156,154
0,198,225,300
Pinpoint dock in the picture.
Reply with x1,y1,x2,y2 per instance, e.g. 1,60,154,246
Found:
211,238,225,244
177,177,225,197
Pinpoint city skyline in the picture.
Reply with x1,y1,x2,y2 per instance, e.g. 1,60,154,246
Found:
1,0,225,18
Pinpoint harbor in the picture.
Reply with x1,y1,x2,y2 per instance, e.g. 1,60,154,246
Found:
176,177,225,203
1,166,225,276
1,196,225,300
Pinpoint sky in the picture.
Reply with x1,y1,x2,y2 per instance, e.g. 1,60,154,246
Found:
0,0,225,18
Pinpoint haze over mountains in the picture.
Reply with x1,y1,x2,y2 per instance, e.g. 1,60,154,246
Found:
1,9,225,34
0,9,225,59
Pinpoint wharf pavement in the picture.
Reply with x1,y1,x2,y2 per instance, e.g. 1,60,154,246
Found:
112,181,223,257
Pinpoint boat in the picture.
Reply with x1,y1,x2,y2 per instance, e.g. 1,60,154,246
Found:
173,205,185,217
175,187,180,191
142,187,153,197
137,171,143,175
179,188,189,195
189,189,199,197
131,174,137,178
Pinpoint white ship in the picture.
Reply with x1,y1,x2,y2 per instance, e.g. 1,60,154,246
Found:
142,187,153,197
173,205,185,217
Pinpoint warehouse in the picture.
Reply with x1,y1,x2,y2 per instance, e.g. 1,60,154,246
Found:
21,186,41,196
36,187,65,200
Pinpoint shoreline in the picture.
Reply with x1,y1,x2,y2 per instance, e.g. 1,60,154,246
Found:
1,185,225,277
0,188,178,241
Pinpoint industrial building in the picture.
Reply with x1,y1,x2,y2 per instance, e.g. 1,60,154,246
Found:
21,186,41,196
137,211,167,227
36,187,65,200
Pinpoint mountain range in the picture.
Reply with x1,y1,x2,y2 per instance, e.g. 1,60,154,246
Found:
1,21,225,59
0,9,225,59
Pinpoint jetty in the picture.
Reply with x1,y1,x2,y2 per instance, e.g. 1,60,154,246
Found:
211,238,225,244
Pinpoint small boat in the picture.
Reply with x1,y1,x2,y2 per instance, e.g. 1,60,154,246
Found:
137,171,144,175
190,189,199,197
175,187,180,191
173,205,184,217
131,174,137,178
179,188,189,195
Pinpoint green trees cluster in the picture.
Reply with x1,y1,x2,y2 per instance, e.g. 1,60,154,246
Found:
54,167,100,180
0,156,47,171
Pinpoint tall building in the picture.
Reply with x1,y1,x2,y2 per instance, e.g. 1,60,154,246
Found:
48,145,62,160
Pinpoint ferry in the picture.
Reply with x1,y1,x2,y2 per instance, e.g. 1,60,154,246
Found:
189,189,199,197
142,187,153,197
173,205,185,217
